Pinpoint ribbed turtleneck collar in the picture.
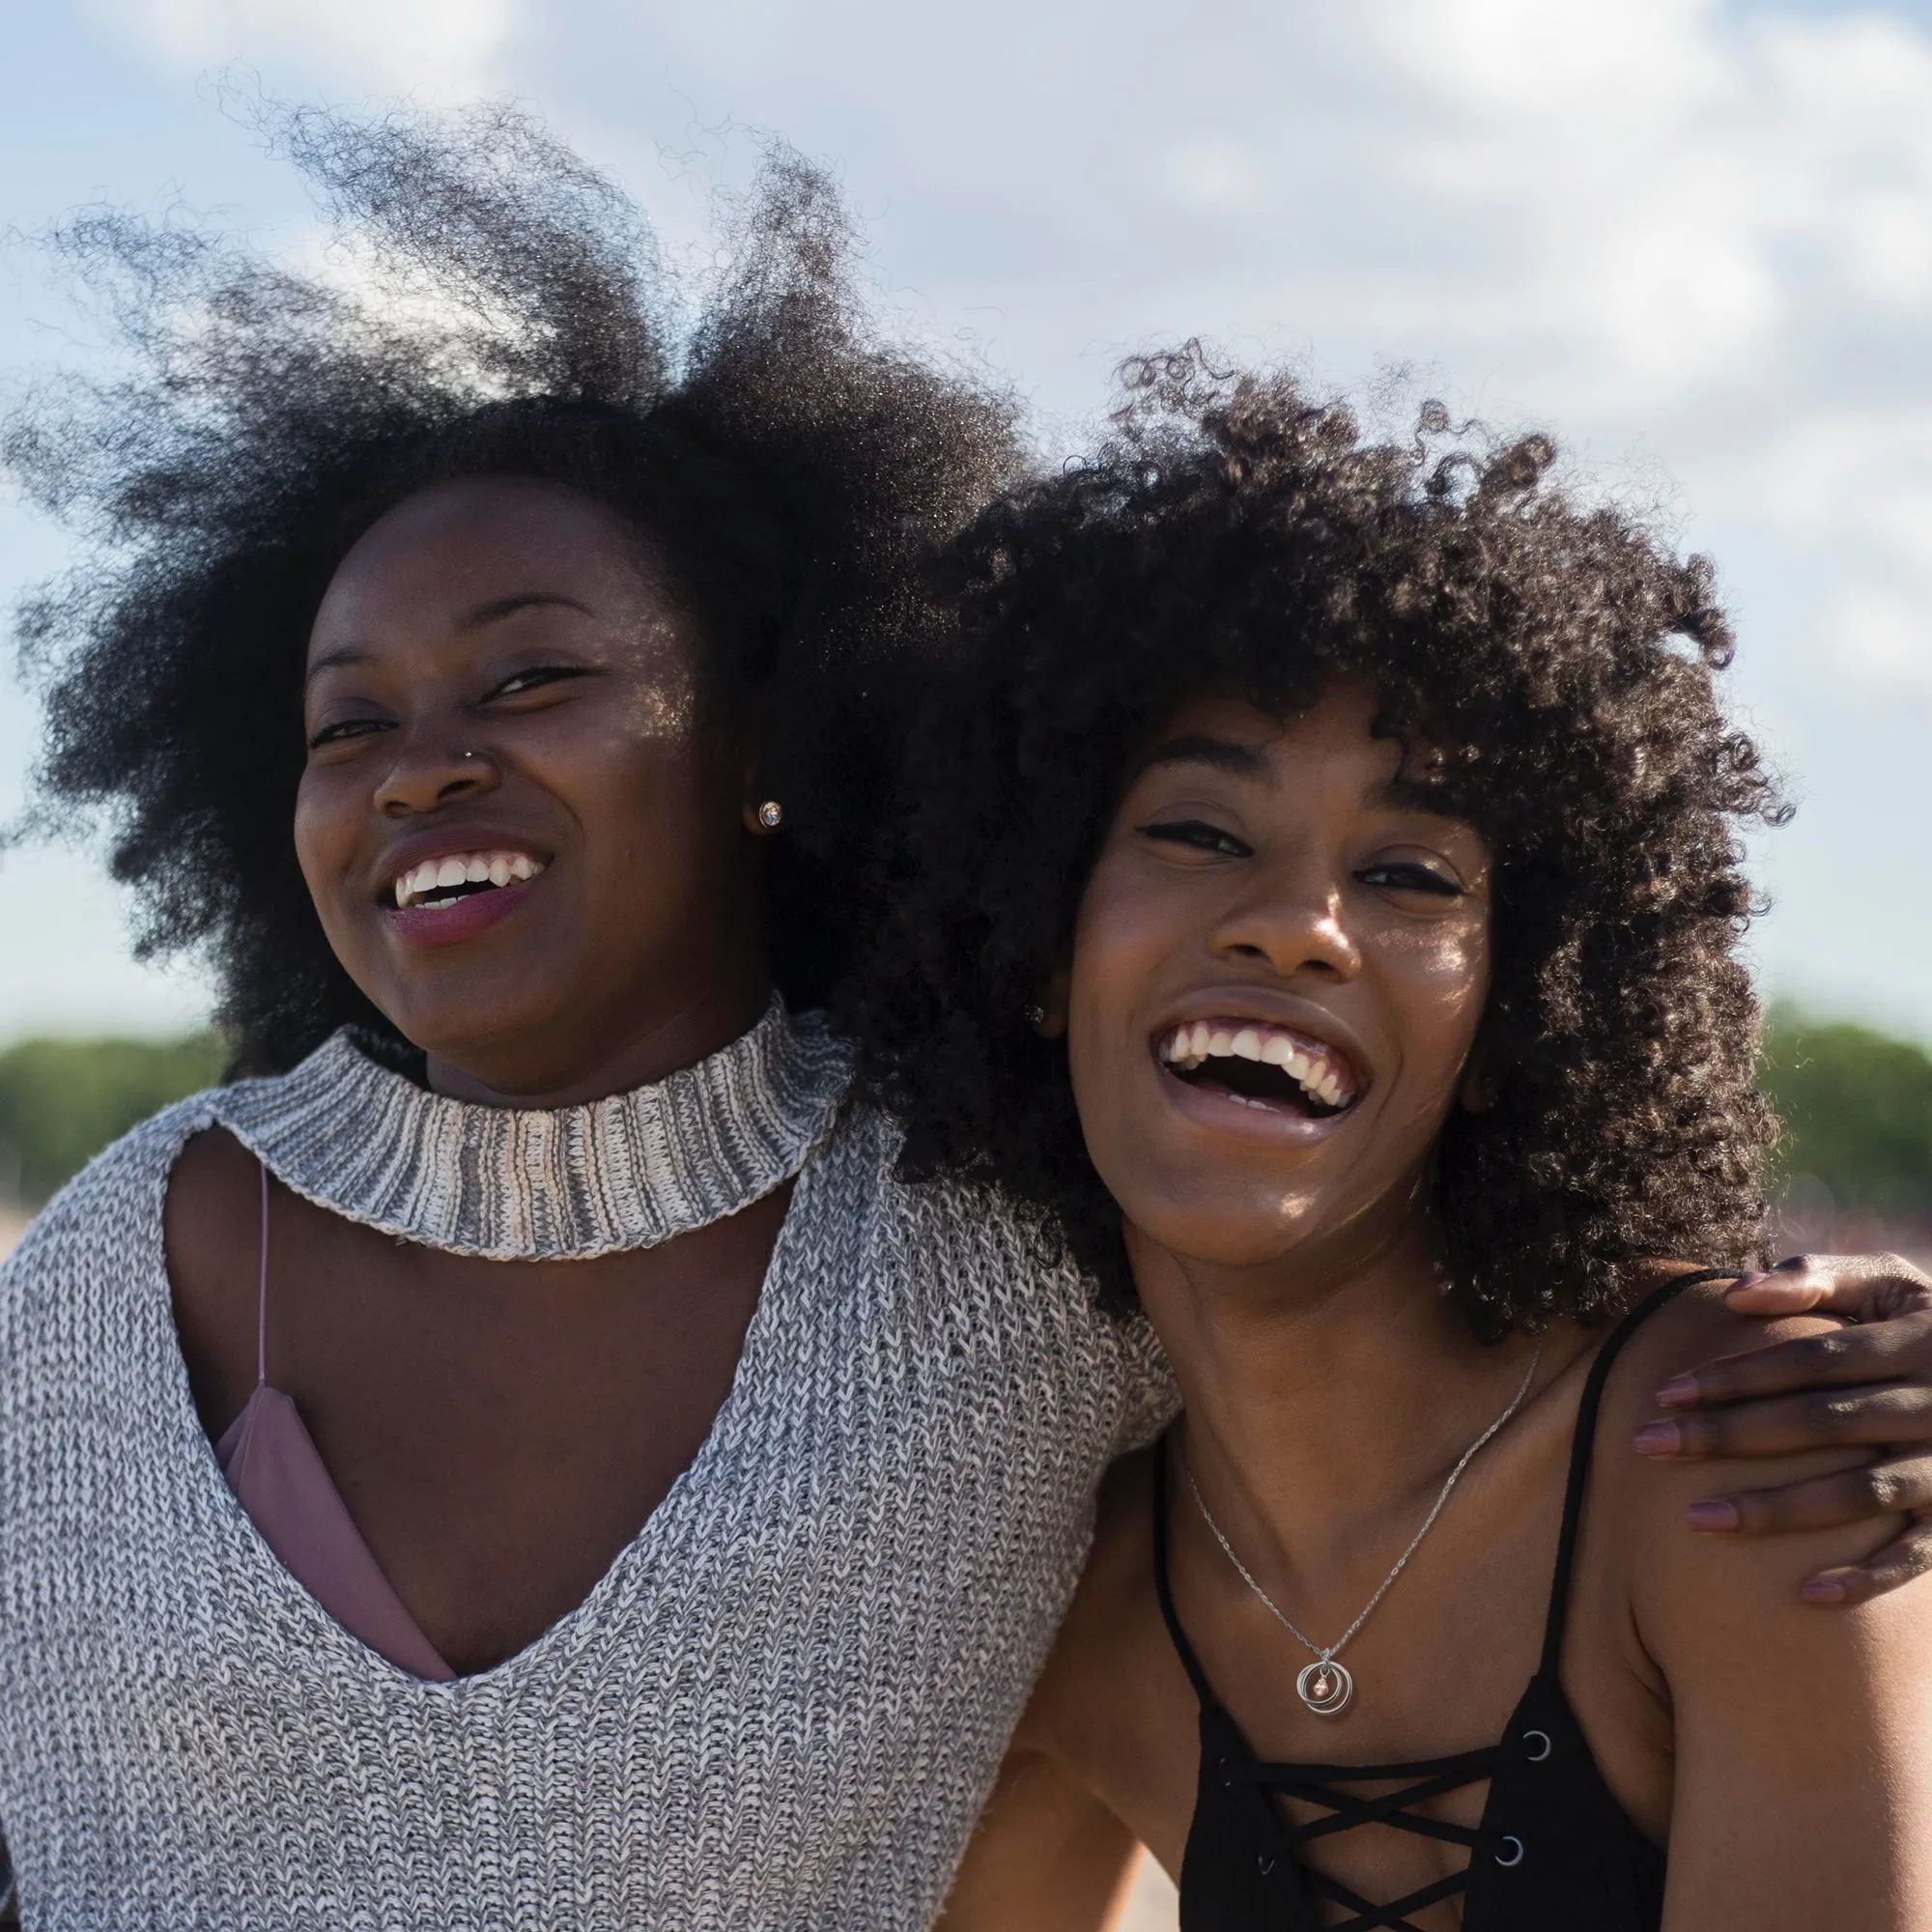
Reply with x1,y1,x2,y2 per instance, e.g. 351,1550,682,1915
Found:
209,998,853,1260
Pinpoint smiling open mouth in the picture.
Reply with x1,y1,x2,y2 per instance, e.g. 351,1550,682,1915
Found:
389,849,546,910
1156,1020,1362,1119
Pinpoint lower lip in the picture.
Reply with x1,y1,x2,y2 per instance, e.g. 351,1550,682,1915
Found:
1153,1056,1361,1145
383,876,540,949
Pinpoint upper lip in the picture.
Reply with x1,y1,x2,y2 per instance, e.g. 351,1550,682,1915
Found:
1150,990,1374,1094
372,826,554,905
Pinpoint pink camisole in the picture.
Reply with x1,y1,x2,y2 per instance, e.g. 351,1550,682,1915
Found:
213,1162,455,1681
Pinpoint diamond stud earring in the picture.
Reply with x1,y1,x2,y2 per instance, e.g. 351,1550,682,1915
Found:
757,800,784,830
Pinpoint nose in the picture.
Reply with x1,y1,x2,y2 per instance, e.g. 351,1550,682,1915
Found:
1209,854,1363,983
372,733,501,817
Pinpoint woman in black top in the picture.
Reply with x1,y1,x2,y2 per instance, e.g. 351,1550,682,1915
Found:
845,356,1932,1929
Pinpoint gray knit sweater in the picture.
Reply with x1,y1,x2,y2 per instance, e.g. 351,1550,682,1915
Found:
0,1006,1171,1929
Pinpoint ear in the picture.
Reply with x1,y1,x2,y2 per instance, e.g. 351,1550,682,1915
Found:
1031,967,1071,1040
1458,1037,1495,1114
736,704,779,837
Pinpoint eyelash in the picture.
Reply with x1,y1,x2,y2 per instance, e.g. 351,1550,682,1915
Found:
490,665,585,699
1138,819,1253,859
306,666,586,750
1139,823,1462,895
1356,861,1462,896
307,717,386,751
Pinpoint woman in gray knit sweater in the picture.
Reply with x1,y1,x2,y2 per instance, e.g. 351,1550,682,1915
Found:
1,105,1928,1930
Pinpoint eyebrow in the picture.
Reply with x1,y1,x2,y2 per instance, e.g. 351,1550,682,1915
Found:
1137,733,1273,781
304,592,595,686
303,645,375,686
457,590,594,631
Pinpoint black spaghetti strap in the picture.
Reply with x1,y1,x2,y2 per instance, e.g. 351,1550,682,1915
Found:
1537,1266,1743,1676
1151,1446,1221,1708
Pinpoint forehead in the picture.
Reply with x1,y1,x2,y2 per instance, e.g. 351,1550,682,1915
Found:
309,475,667,660
1141,683,1401,788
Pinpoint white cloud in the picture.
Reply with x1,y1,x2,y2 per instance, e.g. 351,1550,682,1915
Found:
87,0,523,97
1165,141,1264,211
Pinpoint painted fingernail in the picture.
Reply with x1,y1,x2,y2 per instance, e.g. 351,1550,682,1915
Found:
1634,1421,1682,1456
1687,1498,1740,1532
1803,1576,1847,1604
1655,1377,1698,1409
1728,1271,1769,1292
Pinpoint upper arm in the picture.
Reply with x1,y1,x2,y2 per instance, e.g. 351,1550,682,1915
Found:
1622,1301,1932,1928
936,1747,1144,1932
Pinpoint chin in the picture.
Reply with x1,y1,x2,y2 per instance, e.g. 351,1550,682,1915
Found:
1125,1190,1322,1273
371,983,564,1070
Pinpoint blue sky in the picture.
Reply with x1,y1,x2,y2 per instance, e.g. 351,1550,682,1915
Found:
2,0,1930,1040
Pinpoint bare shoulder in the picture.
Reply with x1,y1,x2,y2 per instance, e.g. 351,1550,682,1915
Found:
1601,1267,1844,1435
162,1125,264,1434
1594,1272,1870,1539
1587,1271,1921,1654
1589,1286,1932,1920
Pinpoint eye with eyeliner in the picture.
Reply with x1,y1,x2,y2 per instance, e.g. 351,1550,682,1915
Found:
1356,858,1463,896
306,714,391,752
1136,818,1253,860
488,664,593,701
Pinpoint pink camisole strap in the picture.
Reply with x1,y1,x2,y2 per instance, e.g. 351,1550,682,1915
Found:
213,1161,455,1682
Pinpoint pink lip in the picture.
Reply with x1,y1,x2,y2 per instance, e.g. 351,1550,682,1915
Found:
1154,1057,1358,1147
382,875,538,950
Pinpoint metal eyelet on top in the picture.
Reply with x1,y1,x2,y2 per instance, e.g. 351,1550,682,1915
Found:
1522,1728,1552,1762
1494,1835,1525,1868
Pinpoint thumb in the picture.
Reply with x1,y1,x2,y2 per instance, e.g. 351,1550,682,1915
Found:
1723,1267,1847,1317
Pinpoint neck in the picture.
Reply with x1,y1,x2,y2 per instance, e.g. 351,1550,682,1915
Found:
1132,1208,1555,1571
424,965,774,1109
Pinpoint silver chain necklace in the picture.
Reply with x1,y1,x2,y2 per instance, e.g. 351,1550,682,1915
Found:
1177,1337,1545,1718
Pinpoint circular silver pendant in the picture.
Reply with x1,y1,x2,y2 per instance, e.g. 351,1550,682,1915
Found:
1295,1658,1353,1716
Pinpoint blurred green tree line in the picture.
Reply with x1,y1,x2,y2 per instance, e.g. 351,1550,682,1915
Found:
1759,1004,1932,1225
0,1008,1927,1221
0,1033,226,1208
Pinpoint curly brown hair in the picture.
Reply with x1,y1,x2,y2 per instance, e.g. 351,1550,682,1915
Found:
5,102,1019,1074
839,352,1784,1337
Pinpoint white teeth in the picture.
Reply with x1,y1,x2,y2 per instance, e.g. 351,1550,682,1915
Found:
391,850,547,908
1159,1019,1357,1111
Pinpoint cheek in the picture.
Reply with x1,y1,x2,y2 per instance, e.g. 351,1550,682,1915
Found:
1387,920,1492,1090
1066,858,1173,1052
291,768,355,912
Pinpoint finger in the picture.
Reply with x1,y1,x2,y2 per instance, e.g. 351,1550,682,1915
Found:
1655,1313,1932,1409
1635,1385,1932,1460
1723,1270,1843,1317
1802,1518,1932,1607
1683,1454,1932,1539
1731,1254,1932,1322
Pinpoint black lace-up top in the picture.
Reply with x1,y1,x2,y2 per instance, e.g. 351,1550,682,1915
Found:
1154,1273,1728,1930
